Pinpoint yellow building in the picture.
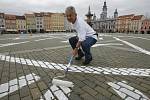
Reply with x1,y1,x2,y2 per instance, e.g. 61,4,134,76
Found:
16,16,26,33
43,12,51,32
25,14,36,33
50,13,65,32
5,14,17,32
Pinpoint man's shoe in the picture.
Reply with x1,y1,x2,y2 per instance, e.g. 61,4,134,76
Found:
82,58,92,65
75,55,84,60
82,60,91,65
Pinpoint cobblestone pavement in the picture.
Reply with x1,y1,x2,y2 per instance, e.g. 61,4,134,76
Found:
0,33,150,100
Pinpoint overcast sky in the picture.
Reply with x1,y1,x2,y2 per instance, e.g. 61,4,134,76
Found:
0,0,150,19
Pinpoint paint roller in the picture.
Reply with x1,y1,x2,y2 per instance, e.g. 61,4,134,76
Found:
52,55,74,87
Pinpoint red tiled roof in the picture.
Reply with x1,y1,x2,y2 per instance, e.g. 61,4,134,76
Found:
4,14,16,20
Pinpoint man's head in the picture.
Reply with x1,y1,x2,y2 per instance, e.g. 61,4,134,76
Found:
65,6,77,24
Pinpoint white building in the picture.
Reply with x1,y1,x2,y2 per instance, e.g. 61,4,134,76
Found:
92,1,118,33
34,13,44,33
0,13,5,33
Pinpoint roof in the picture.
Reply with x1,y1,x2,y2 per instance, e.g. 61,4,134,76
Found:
16,16,25,20
132,15,143,20
34,13,44,17
118,14,134,19
4,14,16,20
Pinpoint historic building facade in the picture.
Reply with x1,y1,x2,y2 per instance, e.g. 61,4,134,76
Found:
91,1,118,33
141,19,150,34
0,13,5,33
5,14,17,32
16,16,26,33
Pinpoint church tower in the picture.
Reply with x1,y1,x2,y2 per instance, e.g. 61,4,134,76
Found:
86,6,93,26
114,9,118,18
100,0,107,20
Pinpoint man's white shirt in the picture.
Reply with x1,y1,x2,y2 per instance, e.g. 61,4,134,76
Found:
72,16,97,41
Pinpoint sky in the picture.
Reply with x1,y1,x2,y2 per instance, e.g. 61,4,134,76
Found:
0,0,150,19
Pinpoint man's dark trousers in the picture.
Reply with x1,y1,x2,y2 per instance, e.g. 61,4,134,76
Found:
69,36,97,61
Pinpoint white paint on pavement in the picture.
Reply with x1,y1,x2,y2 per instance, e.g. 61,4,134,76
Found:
92,43,123,47
0,73,40,98
114,37,150,56
99,37,103,40
50,85,71,100
61,40,69,43
0,41,29,48
34,38,53,42
108,81,150,100
0,54,150,77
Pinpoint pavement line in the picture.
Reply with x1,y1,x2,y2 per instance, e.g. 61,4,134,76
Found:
0,73,40,98
0,41,30,48
108,81,150,100
34,38,53,42
99,37,103,40
104,45,140,53
92,43,123,47
101,34,150,40
0,54,150,77
114,37,150,56
61,40,69,43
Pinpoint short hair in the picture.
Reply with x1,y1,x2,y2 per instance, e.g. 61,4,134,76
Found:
65,6,76,14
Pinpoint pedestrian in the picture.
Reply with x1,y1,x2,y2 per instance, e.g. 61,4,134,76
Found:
65,6,98,65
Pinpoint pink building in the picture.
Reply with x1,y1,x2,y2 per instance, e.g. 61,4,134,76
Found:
141,19,150,34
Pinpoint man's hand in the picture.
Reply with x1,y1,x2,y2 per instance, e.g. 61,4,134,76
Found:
72,48,78,56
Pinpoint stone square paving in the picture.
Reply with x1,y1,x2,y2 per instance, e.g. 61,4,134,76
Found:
0,33,150,100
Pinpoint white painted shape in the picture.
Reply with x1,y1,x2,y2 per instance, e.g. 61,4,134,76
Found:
92,43,123,47
54,65,63,70
0,73,40,98
49,84,72,100
59,86,71,95
125,97,135,100
54,90,68,100
19,78,27,88
31,60,40,66
0,54,150,77
9,85,18,93
9,79,17,86
15,58,21,63
44,90,54,100
0,83,9,93
34,38,52,42
27,80,35,84
0,41,29,48
25,74,34,81
26,59,33,65
114,37,150,56
99,38,103,40
19,76,25,80
38,61,48,68
108,81,150,100
117,82,134,91
61,40,69,43
107,82,120,90
134,89,149,100
50,85,59,91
